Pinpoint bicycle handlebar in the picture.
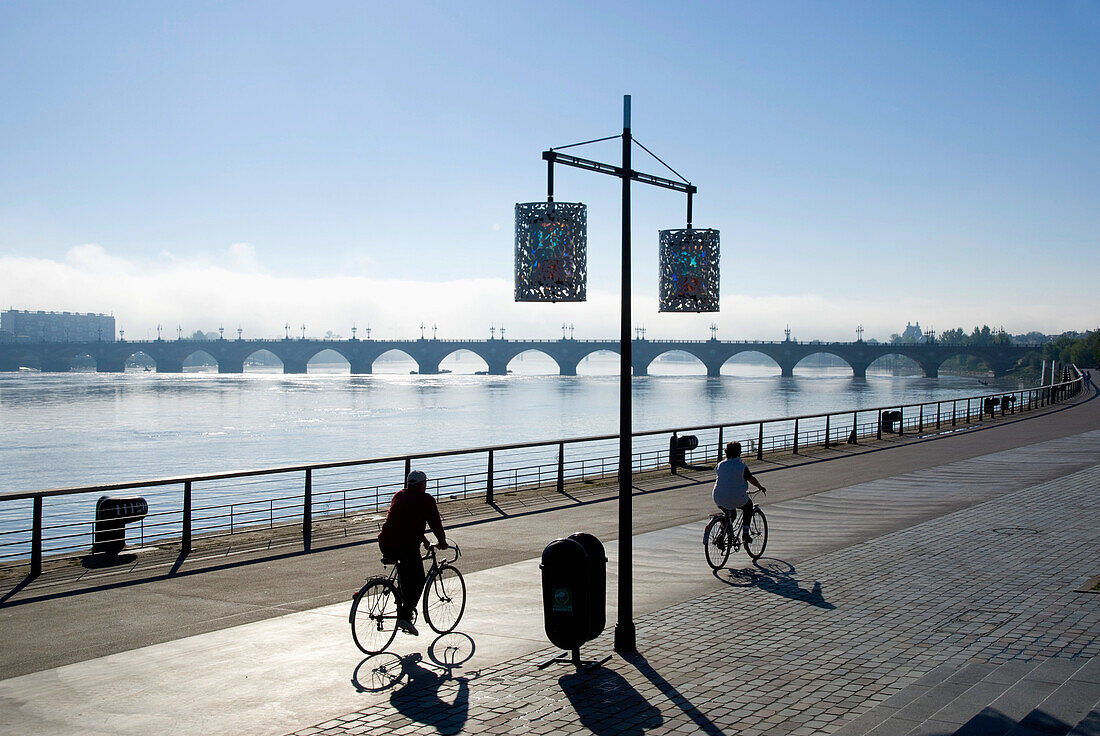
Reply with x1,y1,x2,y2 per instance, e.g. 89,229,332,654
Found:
422,543,461,564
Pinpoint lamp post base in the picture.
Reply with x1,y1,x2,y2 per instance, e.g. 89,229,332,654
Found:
614,621,637,654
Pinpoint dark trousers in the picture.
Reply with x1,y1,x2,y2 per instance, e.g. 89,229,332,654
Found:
380,544,425,620
721,500,754,532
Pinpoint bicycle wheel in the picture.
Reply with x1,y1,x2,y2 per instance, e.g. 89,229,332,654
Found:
350,578,399,654
422,564,466,634
704,515,731,570
744,508,768,560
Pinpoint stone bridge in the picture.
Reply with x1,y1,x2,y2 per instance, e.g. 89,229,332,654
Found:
0,337,1038,378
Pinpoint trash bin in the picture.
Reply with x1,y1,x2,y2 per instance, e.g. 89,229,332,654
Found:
669,434,699,469
567,532,606,642
92,495,148,555
540,537,591,651
880,410,902,434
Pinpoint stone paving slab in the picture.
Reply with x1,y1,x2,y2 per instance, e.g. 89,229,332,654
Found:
285,456,1100,736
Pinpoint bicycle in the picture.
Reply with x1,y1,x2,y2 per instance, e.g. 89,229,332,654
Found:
350,543,466,655
704,496,768,569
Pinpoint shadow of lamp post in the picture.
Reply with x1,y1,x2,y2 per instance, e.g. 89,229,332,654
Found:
515,95,719,653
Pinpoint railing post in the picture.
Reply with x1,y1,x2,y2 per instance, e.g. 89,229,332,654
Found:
404,457,411,483
966,398,971,423
31,496,43,577
182,480,192,554
757,422,764,460
670,431,679,475
486,449,494,505
952,400,957,426
849,411,858,444
717,426,724,463
303,469,312,552
936,402,941,429
877,409,883,440
824,414,831,449
557,442,565,494
918,404,923,433
898,407,904,436
792,418,799,454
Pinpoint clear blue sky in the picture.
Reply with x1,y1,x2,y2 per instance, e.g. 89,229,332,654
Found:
1,1,1097,340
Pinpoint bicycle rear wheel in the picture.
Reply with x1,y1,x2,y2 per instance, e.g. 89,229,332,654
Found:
422,564,466,634
744,508,768,560
350,578,399,654
704,515,732,570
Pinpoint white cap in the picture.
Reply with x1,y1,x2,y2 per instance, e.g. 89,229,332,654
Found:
406,470,427,485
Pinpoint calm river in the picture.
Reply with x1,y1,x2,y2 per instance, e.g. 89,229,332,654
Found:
0,352,1025,495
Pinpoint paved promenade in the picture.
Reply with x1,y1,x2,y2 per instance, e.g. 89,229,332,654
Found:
0,385,1097,735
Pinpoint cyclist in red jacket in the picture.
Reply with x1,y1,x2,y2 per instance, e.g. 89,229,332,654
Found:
377,470,448,635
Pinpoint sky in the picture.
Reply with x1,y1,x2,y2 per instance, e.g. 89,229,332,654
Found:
1,1,1097,342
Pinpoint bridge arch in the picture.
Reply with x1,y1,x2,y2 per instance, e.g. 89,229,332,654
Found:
576,349,628,376
124,350,157,372
648,349,707,376
505,349,559,375
866,353,922,377
720,350,782,377
436,348,491,375
307,349,351,374
935,351,995,377
792,351,855,377
182,350,219,373
1,347,44,371
70,352,97,372
372,349,418,374
243,349,282,373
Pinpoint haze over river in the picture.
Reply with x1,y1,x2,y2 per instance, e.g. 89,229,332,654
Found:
0,352,1026,495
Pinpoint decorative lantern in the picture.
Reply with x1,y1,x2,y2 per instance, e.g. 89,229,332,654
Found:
658,228,720,312
514,201,587,302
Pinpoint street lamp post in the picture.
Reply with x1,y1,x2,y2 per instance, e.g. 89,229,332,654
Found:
517,95,711,654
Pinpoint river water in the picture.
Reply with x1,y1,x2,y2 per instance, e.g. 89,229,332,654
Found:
0,352,1025,495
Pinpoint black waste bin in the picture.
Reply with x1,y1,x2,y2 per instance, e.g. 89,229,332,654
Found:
92,495,148,555
669,434,699,469
567,532,607,642
540,537,591,651
880,410,902,434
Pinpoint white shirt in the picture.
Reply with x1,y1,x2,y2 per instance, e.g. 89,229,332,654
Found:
712,457,751,509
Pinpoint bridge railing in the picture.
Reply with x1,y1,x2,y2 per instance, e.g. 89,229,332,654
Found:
0,368,1085,574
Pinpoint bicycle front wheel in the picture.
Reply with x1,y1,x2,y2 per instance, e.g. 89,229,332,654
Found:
422,564,466,634
350,578,399,654
704,515,732,570
745,508,769,560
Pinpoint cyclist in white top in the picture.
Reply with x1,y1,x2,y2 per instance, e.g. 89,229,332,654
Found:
713,441,767,543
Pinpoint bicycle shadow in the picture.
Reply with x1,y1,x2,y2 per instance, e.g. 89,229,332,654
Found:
717,557,835,610
350,632,478,735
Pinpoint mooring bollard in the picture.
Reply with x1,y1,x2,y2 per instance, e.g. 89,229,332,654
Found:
92,496,148,555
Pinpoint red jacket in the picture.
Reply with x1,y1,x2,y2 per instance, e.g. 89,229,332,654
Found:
377,487,445,550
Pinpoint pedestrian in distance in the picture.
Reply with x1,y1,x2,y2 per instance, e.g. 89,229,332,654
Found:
713,442,767,544
377,469,448,636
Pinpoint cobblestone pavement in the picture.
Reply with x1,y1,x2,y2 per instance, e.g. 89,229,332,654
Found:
289,461,1100,736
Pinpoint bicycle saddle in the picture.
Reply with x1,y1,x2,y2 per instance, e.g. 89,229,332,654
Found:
380,556,398,565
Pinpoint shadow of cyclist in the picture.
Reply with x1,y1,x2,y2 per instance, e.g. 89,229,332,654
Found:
389,652,471,735
719,558,835,610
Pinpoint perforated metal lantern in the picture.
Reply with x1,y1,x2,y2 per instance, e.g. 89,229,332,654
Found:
515,201,587,302
658,228,720,312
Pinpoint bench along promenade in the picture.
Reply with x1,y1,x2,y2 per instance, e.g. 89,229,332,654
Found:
0,369,1095,736
0,334,1039,377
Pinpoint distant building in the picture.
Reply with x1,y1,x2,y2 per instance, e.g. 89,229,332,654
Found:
0,309,115,342
900,321,924,342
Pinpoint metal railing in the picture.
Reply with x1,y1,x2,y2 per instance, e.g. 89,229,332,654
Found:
0,368,1084,574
